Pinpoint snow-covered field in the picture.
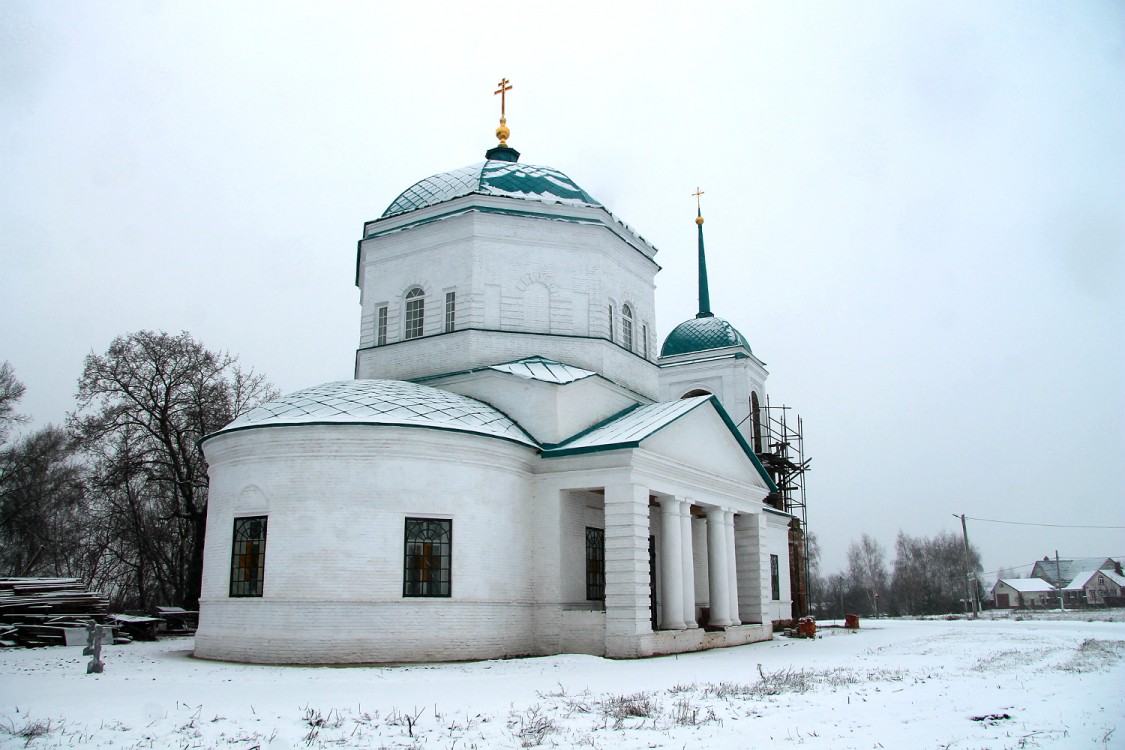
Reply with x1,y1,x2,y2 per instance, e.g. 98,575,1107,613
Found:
2,617,1123,749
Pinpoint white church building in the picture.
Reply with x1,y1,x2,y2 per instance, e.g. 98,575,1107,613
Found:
195,100,799,664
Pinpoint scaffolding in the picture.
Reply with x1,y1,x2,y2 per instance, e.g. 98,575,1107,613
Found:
752,395,811,617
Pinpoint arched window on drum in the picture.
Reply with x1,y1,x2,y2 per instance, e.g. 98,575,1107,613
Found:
621,304,635,351
404,288,425,340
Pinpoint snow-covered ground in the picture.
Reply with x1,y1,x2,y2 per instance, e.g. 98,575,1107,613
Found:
2,617,1123,749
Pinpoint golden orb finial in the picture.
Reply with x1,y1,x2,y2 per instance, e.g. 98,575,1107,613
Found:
696,215,704,225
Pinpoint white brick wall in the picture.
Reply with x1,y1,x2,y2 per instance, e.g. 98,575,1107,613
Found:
356,207,660,397
197,426,539,664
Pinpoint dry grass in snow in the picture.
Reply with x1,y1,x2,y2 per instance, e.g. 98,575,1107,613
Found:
1,617,1123,749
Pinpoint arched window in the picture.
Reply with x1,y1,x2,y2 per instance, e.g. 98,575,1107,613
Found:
403,518,451,597
622,304,634,351
404,288,424,340
681,388,711,399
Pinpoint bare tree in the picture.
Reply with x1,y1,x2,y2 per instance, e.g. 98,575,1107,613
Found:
846,533,888,617
889,530,984,615
70,331,276,609
0,426,86,577
0,361,29,444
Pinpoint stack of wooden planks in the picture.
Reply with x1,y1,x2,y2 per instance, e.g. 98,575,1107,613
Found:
0,578,115,648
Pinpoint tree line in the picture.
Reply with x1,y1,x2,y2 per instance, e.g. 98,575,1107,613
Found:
807,530,984,618
0,332,276,611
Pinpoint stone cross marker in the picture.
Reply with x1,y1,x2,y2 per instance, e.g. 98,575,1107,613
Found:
83,623,113,674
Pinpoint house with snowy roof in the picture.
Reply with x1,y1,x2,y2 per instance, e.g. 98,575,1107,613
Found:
194,89,808,664
1030,557,1121,588
991,578,1058,609
1063,569,1125,607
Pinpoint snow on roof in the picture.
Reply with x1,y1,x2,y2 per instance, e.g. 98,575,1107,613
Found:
1104,570,1125,587
995,578,1056,593
544,397,710,455
1030,557,1118,585
1064,571,1100,590
1065,569,1125,590
381,161,601,218
486,356,597,384
206,380,537,448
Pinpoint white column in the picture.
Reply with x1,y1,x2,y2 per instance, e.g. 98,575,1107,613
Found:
725,511,741,626
680,500,697,628
705,507,732,628
658,499,686,630
604,482,653,658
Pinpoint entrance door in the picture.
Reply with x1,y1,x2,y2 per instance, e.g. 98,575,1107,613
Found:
996,593,1010,608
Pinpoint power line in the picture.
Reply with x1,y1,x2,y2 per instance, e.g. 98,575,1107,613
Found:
964,515,1125,530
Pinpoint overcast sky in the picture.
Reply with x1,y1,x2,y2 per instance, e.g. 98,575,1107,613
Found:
2,2,1122,577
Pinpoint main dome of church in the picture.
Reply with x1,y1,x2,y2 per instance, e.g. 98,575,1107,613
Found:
382,160,601,218
661,315,752,357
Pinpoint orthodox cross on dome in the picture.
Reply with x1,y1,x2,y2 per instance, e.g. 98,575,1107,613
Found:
494,77,513,146
693,187,713,318
494,78,512,116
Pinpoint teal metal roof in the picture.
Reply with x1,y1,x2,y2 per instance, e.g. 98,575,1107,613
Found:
545,398,709,454
487,356,596,384
203,380,537,448
660,315,752,357
382,161,600,218
543,395,777,491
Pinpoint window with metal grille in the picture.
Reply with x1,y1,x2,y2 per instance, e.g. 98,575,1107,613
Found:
377,306,388,346
404,288,424,340
622,304,634,351
770,554,780,601
444,291,456,333
607,305,614,342
586,527,605,601
229,516,267,597
404,518,451,597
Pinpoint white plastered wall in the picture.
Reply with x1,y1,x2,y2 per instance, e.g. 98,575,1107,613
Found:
197,425,537,664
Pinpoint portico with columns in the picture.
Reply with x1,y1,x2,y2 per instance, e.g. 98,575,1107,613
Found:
535,390,778,658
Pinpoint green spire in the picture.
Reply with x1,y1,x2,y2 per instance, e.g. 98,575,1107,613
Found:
693,189,713,319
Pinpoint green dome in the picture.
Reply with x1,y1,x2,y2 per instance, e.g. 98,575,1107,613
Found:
660,315,752,357
382,161,600,218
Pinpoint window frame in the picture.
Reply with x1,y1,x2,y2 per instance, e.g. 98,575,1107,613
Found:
621,304,634,351
404,288,425,340
770,554,780,601
229,515,268,598
642,323,649,359
376,305,388,346
585,526,605,601
403,517,452,598
607,304,615,343
444,291,456,333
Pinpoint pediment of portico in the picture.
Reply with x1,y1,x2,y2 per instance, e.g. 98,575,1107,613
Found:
542,396,775,498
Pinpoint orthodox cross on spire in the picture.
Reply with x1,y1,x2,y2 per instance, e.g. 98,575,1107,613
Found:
693,187,713,318
486,77,520,162
494,78,512,117
493,78,513,146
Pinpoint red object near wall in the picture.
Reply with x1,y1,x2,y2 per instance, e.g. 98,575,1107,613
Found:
797,617,817,638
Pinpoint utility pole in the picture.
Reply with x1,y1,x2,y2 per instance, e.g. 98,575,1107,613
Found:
954,514,980,617
1055,550,1065,612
